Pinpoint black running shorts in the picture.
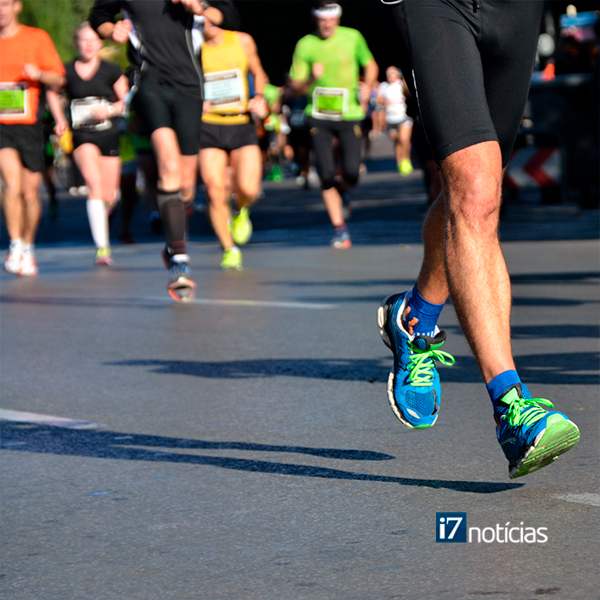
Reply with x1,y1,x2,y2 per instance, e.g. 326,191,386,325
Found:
199,121,258,152
73,124,120,157
387,0,544,166
307,117,363,190
131,68,202,156
0,123,44,173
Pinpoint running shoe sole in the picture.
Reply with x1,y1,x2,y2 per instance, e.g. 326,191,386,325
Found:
168,278,196,303
508,414,580,479
377,294,438,429
331,239,352,250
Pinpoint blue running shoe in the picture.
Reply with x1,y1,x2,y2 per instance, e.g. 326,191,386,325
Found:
495,384,580,479
166,253,196,303
377,292,455,428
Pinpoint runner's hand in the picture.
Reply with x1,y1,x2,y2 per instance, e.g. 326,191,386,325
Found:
359,82,371,104
248,95,269,119
53,119,69,138
111,19,131,44
172,0,205,15
91,105,111,120
23,64,42,81
312,63,324,79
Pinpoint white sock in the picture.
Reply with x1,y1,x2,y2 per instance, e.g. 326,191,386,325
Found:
86,199,109,249
10,238,22,250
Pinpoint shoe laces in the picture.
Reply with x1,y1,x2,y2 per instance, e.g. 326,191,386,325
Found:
503,397,554,428
407,342,455,386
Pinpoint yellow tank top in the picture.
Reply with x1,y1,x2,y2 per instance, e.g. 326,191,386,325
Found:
202,30,250,125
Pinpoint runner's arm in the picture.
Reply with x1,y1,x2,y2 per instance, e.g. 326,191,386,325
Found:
288,42,314,97
171,0,240,29
45,88,69,137
239,33,268,118
89,1,130,42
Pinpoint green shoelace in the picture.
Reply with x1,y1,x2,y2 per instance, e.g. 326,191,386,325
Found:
407,343,455,387
504,396,554,427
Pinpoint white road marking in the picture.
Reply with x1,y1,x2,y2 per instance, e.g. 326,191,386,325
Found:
149,297,335,310
0,409,100,430
554,493,600,507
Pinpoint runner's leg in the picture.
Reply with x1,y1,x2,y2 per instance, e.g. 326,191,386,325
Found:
0,148,24,242
199,147,233,250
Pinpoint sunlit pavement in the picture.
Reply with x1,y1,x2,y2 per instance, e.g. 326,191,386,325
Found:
1,143,598,599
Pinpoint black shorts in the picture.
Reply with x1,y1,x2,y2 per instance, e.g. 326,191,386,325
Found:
0,123,44,172
388,0,543,166
72,124,120,157
199,121,258,152
288,126,311,153
307,117,363,190
131,68,202,156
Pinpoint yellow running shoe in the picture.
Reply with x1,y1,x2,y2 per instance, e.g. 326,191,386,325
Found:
221,246,242,270
95,247,113,267
230,206,253,246
399,159,413,176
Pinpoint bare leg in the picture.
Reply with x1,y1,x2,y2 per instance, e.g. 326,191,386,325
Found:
150,128,183,191
440,141,515,382
199,148,234,249
230,144,262,208
399,122,413,163
20,168,42,245
321,187,345,227
0,148,24,241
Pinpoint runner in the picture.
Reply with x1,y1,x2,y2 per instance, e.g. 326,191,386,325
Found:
377,66,413,175
62,22,128,266
198,15,268,270
0,0,66,277
282,75,311,189
289,1,378,249
90,0,239,300
378,0,579,478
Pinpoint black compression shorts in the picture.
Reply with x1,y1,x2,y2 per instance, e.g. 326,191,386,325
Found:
307,117,363,190
0,123,44,173
199,121,258,152
73,124,120,157
387,0,544,167
131,68,202,156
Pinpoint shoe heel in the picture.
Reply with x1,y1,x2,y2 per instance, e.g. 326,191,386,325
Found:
377,295,395,350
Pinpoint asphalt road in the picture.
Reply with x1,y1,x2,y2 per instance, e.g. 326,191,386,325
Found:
1,144,599,600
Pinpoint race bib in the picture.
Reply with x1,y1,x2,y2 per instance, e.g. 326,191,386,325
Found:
312,87,348,121
0,83,30,119
204,69,245,110
71,97,113,131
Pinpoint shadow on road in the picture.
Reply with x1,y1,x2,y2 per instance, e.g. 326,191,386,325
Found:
107,352,599,386
0,422,522,494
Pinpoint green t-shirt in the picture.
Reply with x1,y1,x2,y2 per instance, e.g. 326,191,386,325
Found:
289,26,373,122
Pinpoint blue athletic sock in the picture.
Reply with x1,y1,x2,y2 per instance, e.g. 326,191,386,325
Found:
487,370,522,417
403,284,446,338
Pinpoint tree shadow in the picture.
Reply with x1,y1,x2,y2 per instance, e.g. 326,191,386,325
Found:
0,422,522,494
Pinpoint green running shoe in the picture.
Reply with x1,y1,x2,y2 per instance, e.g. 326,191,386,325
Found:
221,246,242,270
495,384,580,479
399,159,413,176
231,206,253,246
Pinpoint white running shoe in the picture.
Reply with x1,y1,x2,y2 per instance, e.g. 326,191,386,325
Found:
4,240,22,275
20,246,38,277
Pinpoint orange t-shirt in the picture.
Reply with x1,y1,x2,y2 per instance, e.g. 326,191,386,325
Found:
0,25,65,125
